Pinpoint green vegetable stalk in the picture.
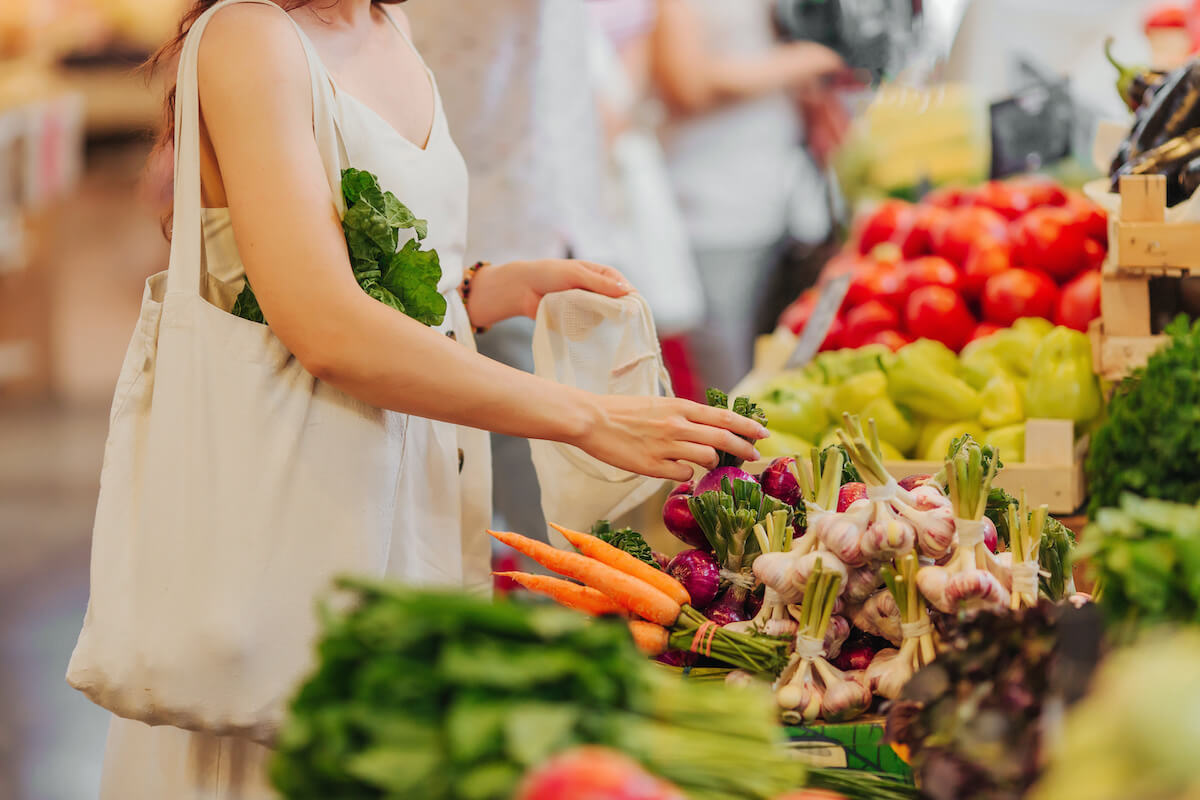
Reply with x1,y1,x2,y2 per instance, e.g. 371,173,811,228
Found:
705,388,768,468
233,168,446,327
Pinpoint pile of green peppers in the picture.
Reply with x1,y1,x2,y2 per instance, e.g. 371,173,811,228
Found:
751,319,1104,464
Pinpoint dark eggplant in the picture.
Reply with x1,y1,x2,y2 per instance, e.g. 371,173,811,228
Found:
1105,37,1168,111
1110,127,1200,199
1127,61,1200,159
1179,154,1200,199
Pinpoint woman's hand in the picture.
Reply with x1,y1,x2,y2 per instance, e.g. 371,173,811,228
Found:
570,395,769,482
465,259,633,330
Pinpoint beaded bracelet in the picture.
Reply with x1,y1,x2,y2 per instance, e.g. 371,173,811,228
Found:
459,260,490,335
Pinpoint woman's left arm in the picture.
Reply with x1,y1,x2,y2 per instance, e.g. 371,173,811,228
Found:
464,259,633,330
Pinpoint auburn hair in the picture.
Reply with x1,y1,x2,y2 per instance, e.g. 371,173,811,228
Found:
148,0,407,151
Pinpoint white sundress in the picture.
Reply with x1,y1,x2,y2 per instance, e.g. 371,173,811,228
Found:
96,1,492,797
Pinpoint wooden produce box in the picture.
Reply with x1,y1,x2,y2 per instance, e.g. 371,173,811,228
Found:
740,418,1086,515
1091,174,1192,381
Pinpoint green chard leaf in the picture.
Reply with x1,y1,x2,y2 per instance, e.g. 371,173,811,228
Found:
383,191,428,240
590,520,660,569
342,201,398,263
380,238,447,327
231,281,265,324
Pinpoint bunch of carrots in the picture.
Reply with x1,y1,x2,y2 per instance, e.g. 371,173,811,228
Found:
491,525,790,676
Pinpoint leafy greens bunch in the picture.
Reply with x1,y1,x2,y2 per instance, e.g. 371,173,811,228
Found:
233,168,446,327
705,388,767,468
272,578,915,800
1086,315,1200,515
589,520,661,570
1078,493,1200,633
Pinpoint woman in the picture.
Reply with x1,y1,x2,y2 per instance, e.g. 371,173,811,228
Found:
652,0,849,391
81,0,765,796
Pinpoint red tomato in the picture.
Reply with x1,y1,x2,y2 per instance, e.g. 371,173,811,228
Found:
961,241,1014,299
1083,238,1106,271
969,322,1003,343
517,747,688,800
934,206,1010,267
1010,207,1088,282
1008,176,1069,208
901,204,949,258
867,242,905,268
820,252,859,282
923,185,973,208
973,180,1033,220
845,262,905,309
779,289,818,334
898,255,961,295
1066,192,1108,243
856,200,917,255
904,285,977,352
1055,268,1102,332
982,268,1059,325
818,315,847,352
841,300,901,347
861,328,913,351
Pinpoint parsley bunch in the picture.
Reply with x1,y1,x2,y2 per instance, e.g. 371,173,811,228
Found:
232,168,446,327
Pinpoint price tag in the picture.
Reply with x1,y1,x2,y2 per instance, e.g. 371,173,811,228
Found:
786,274,851,369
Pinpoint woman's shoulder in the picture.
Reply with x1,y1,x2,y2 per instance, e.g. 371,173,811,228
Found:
381,3,414,37
196,3,310,98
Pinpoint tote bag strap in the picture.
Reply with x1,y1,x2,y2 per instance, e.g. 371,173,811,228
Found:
167,0,348,297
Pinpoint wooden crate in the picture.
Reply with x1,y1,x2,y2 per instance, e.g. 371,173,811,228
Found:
738,418,1086,515
1092,174,1192,380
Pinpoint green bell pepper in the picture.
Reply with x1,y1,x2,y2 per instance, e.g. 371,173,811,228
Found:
757,429,814,460
1025,327,1104,424
979,373,1025,429
960,326,1043,378
897,339,959,376
757,386,830,443
1012,316,1055,339
921,421,987,461
884,348,982,421
831,370,889,416
984,423,1026,463
860,395,919,455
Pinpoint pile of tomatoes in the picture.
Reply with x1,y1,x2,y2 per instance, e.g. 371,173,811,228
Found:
779,177,1106,353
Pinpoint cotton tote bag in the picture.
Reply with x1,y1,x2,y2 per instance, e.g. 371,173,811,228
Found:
66,0,404,744
529,290,672,547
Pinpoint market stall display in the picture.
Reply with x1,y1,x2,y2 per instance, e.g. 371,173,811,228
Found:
777,177,1105,359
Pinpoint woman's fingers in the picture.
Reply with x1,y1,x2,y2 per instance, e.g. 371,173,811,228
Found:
668,442,721,472
681,421,761,464
575,261,633,297
682,401,769,441
650,459,696,483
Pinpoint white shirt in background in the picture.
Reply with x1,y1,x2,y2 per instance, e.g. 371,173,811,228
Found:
663,0,830,250
405,0,609,264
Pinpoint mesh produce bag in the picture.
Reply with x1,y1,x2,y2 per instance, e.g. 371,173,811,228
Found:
530,290,672,547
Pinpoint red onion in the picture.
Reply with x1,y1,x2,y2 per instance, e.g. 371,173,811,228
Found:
669,480,694,498
982,516,999,553
832,641,878,672
837,482,868,512
744,589,763,619
655,650,697,668
694,466,757,497
759,457,801,506
703,587,748,626
663,490,709,551
652,551,669,570
898,473,932,492
666,549,721,609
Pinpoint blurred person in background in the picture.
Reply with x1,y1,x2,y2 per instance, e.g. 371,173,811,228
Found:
405,0,611,540
586,0,707,400
652,0,850,392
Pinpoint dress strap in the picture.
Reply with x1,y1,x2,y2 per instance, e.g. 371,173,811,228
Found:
167,0,347,297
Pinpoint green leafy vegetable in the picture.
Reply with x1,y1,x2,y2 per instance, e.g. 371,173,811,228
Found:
706,387,767,468
233,168,444,327
271,577,909,800
1086,315,1200,515
1076,493,1200,633
589,520,659,570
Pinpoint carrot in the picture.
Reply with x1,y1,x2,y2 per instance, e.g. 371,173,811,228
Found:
628,620,670,656
549,522,692,607
494,571,626,617
488,529,681,626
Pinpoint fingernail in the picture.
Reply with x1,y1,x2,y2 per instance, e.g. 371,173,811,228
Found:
751,449,762,461
757,425,770,438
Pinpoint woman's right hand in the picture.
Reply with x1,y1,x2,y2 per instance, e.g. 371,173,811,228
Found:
570,395,768,482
